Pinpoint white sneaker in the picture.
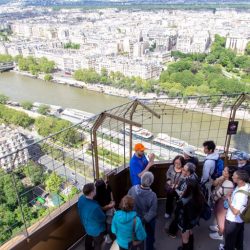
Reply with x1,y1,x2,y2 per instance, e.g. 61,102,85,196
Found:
219,243,224,250
209,225,219,232
164,213,170,219
209,232,223,241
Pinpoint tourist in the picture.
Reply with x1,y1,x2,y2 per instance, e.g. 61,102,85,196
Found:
223,170,250,250
129,143,155,186
111,195,146,250
128,172,157,250
164,155,185,219
168,162,198,238
176,179,205,250
78,183,106,250
94,179,115,243
183,146,199,168
233,151,250,176
209,166,237,241
201,140,220,184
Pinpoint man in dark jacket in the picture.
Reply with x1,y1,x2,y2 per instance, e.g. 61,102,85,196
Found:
128,171,157,250
78,183,106,250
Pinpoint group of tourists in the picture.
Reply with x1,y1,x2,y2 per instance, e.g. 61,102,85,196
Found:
77,140,250,250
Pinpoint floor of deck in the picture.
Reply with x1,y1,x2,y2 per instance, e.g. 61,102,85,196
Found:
71,200,250,250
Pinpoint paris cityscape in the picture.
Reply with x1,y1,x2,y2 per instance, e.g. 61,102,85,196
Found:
0,0,250,249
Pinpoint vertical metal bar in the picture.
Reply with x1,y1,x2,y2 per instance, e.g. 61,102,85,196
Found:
10,151,29,239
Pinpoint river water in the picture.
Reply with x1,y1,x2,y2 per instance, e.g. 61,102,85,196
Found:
0,71,249,151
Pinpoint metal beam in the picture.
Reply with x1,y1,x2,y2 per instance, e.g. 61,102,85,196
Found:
105,113,142,128
224,93,249,163
136,99,161,119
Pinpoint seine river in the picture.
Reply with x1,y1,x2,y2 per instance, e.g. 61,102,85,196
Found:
0,71,249,152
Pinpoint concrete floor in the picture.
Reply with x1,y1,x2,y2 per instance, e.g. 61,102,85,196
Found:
71,200,250,250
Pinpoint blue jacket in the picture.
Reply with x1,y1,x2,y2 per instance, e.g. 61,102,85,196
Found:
77,195,106,237
111,210,146,249
129,154,149,186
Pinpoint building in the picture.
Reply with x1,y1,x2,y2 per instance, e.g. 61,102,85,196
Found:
226,37,249,55
0,124,29,171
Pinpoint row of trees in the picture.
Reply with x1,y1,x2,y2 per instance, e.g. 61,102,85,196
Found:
0,161,78,244
35,117,81,147
0,104,35,128
0,54,12,62
73,35,250,99
17,56,55,75
1,96,80,147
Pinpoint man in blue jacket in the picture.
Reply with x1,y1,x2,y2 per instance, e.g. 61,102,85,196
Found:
129,143,155,186
78,183,106,250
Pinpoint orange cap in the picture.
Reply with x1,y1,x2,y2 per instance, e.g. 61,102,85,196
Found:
134,143,147,151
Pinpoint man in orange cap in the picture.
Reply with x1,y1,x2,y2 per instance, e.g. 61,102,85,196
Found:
129,143,155,186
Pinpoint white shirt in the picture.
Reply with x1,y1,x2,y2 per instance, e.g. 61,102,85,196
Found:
226,183,250,223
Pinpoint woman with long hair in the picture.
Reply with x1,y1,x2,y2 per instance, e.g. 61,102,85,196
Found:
209,166,237,241
176,179,205,250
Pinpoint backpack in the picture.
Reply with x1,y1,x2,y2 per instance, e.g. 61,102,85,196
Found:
211,158,224,180
237,190,250,223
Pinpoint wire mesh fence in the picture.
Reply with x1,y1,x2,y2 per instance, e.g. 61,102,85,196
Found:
0,93,249,246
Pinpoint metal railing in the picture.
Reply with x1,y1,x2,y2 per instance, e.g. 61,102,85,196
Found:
0,93,249,247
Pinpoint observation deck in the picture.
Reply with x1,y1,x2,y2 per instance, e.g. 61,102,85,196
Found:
0,93,249,250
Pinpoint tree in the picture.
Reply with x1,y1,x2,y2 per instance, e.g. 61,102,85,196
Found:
0,94,9,104
44,74,53,81
37,105,50,115
245,42,250,55
0,54,12,62
23,163,45,185
45,172,63,193
21,101,33,110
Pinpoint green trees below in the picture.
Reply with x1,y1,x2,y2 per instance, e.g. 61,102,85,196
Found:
0,54,12,62
0,93,9,104
0,104,35,128
37,105,50,115
44,74,53,81
45,172,63,193
17,56,55,75
21,101,33,110
35,117,81,147
64,42,80,49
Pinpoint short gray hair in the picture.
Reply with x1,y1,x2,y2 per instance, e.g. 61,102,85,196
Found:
185,162,196,174
141,172,154,187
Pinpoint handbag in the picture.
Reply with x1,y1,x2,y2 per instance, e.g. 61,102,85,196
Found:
128,217,142,249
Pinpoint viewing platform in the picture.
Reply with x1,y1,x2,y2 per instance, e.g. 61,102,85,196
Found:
0,93,249,250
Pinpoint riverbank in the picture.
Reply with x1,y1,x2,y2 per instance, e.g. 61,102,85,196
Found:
11,69,250,120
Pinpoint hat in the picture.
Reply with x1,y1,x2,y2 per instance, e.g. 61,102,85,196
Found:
134,143,147,151
183,146,195,157
233,151,250,161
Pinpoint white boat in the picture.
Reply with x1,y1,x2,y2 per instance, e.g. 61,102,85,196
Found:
124,126,153,141
60,108,94,124
153,133,187,150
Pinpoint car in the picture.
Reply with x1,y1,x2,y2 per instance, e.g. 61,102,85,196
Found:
71,172,76,176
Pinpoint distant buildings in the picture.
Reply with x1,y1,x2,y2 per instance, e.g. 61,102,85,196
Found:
1,8,250,79
0,124,29,171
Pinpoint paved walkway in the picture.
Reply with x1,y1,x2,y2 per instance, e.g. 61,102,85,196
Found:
71,200,250,250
